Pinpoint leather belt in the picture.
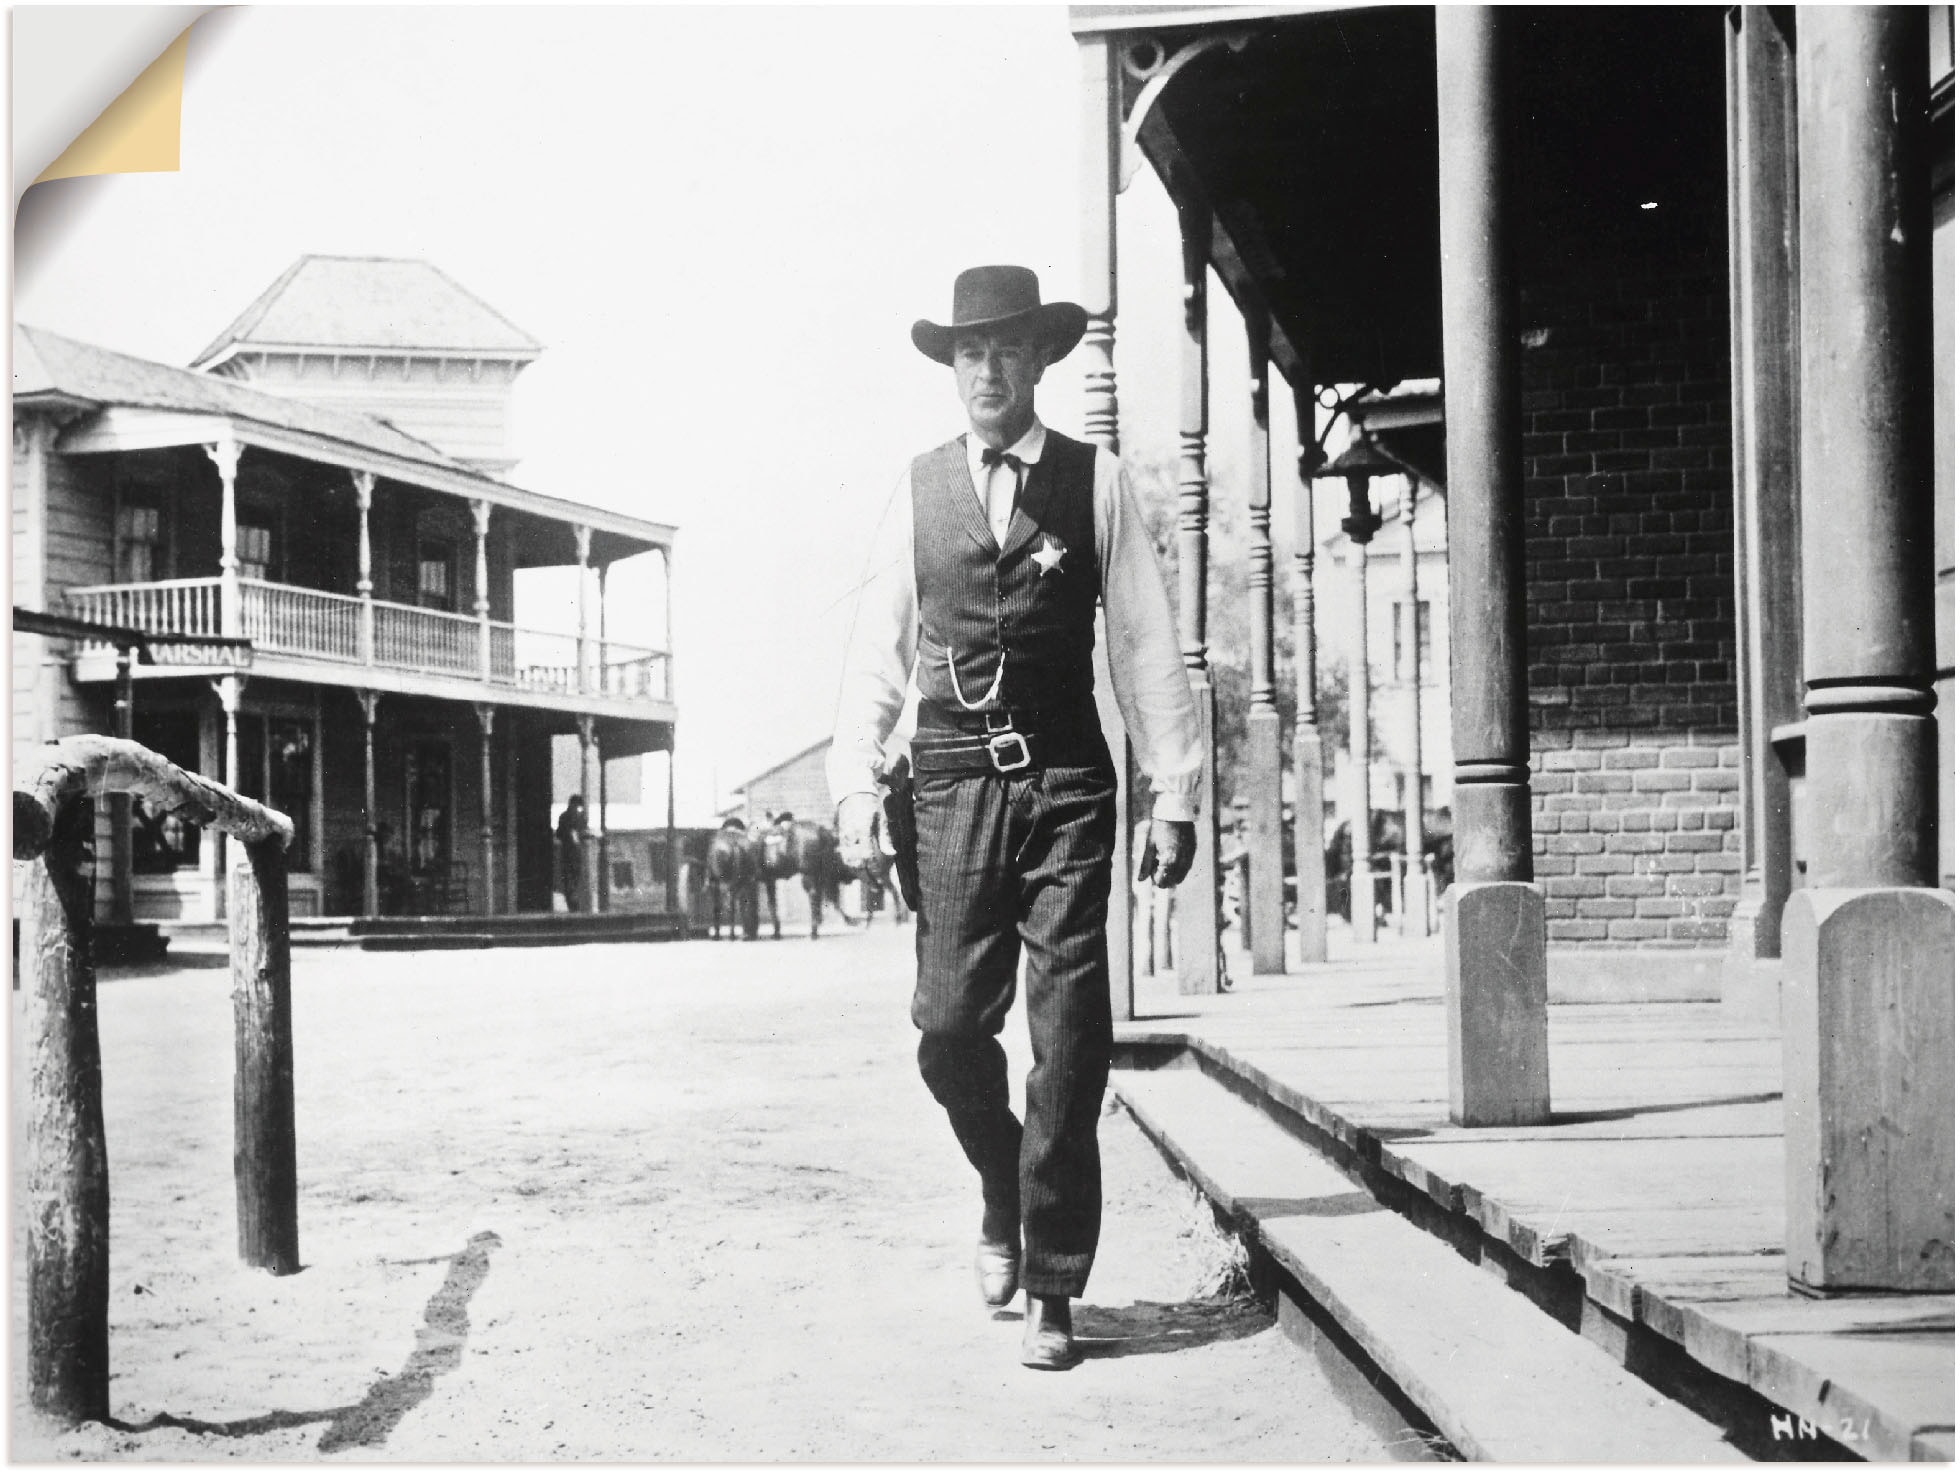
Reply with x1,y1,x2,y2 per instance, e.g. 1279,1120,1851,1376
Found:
911,730,1104,777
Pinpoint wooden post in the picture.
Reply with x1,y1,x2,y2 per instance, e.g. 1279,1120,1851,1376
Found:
665,740,679,915
207,436,242,639
214,673,243,923
230,836,298,1275
1344,529,1376,943
353,471,376,668
577,714,597,912
21,793,110,1425
1436,4,1550,1127
475,704,496,916
1244,305,1286,974
1081,31,1133,1020
359,691,379,918
1173,198,1222,996
574,525,593,697
660,546,676,704
1785,5,1952,1293
473,499,493,685
596,718,611,914
1725,7,1803,981
1399,481,1430,939
1292,384,1329,965
16,736,299,1419
110,648,135,926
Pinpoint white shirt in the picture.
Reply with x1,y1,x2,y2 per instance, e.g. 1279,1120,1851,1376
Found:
827,419,1203,822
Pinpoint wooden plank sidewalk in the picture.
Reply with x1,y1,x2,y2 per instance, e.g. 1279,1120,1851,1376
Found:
1118,931,1954,1462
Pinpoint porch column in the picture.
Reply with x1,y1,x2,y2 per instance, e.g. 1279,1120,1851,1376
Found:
576,714,597,912
1173,199,1222,996
1725,7,1803,981
1400,481,1431,939
660,546,676,702
1436,3,1550,1127
596,717,611,914
110,647,135,925
352,472,375,667
213,674,244,922
665,740,679,914
1343,507,1379,944
1080,29,1134,1018
597,563,611,699
1292,385,1329,964
1243,305,1286,974
1786,5,1951,1293
574,525,593,697
474,704,496,917
207,435,243,638
358,691,379,918
473,499,493,684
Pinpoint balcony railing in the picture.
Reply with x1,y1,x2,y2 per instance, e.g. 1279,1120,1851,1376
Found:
63,578,671,706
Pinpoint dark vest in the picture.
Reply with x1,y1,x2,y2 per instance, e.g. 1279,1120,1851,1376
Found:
912,431,1100,723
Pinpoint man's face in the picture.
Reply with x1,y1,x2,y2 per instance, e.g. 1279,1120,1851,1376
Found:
953,331,1046,445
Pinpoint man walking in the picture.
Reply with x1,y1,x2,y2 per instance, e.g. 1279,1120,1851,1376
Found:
831,265,1200,1369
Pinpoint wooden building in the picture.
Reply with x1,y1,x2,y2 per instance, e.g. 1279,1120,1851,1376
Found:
1072,4,1952,1292
12,257,677,922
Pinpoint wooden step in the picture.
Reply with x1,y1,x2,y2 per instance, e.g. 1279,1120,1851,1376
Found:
1114,1066,1748,1464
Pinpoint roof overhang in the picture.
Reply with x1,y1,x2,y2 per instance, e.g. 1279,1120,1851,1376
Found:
51,403,677,556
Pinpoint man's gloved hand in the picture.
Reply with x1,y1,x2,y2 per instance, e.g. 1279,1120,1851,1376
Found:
1137,818,1196,889
836,791,885,869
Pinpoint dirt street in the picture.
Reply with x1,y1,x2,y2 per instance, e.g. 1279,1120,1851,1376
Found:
15,920,1434,1460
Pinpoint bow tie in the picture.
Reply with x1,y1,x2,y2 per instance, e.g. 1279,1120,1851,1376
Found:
979,447,1023,473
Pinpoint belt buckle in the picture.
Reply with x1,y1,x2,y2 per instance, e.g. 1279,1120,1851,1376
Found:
983,711,1031,774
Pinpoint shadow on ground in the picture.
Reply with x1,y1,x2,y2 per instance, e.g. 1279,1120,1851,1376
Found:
108,1230,501,1453
1073,1295,1269,1360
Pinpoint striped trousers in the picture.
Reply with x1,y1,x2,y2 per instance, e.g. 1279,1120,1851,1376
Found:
910,754,1117,1299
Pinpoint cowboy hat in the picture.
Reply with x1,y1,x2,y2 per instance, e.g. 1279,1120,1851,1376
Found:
911,265,1089,366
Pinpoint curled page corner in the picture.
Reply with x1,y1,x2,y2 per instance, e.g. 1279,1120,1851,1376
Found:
15,6,214,204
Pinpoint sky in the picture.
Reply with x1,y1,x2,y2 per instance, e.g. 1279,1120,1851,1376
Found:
15,5,1327,824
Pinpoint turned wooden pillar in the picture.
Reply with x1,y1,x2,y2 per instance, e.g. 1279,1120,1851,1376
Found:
1173,198,1222,996
1784,4,1951,1293
110,649,135,926
574,525,593,696
359,691,379,918
353,471,376,668
1399,481,1430,940
208,436,242,639
1079,29,1134,1018
475,704,497,916
1436,4,1550,1127
1243,305,1286,974
1343,501,1379,945
577,714,597,913
1291,385,1329,964
1725,7,1803,980
473,499,493,684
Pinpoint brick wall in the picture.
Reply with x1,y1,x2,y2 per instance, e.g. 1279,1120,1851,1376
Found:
1519,241,1741,948
1532,729,1740,945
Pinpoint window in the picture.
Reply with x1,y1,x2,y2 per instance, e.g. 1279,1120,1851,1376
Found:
268,719,313,872
116,503,163,582
1391,600,1433,683
417,539,455,611
405,740,452,875
612,860,636,893
238,523,274,583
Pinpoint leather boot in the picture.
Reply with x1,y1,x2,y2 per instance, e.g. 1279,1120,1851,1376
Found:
1020,1292,1076,1370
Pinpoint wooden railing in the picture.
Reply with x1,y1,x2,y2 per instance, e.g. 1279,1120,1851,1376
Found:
14,736,298,1424
66,579,221,645
240,579,361,661
375,599,478,677
61,579,671,707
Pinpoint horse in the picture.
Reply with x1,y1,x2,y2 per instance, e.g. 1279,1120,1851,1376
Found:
705,819,761,940
755,816,860,939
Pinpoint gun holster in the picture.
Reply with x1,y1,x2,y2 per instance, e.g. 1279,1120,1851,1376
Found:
880,755,921,911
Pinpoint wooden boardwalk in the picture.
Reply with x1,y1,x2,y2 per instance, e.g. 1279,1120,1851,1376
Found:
1118,931,1954,1462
